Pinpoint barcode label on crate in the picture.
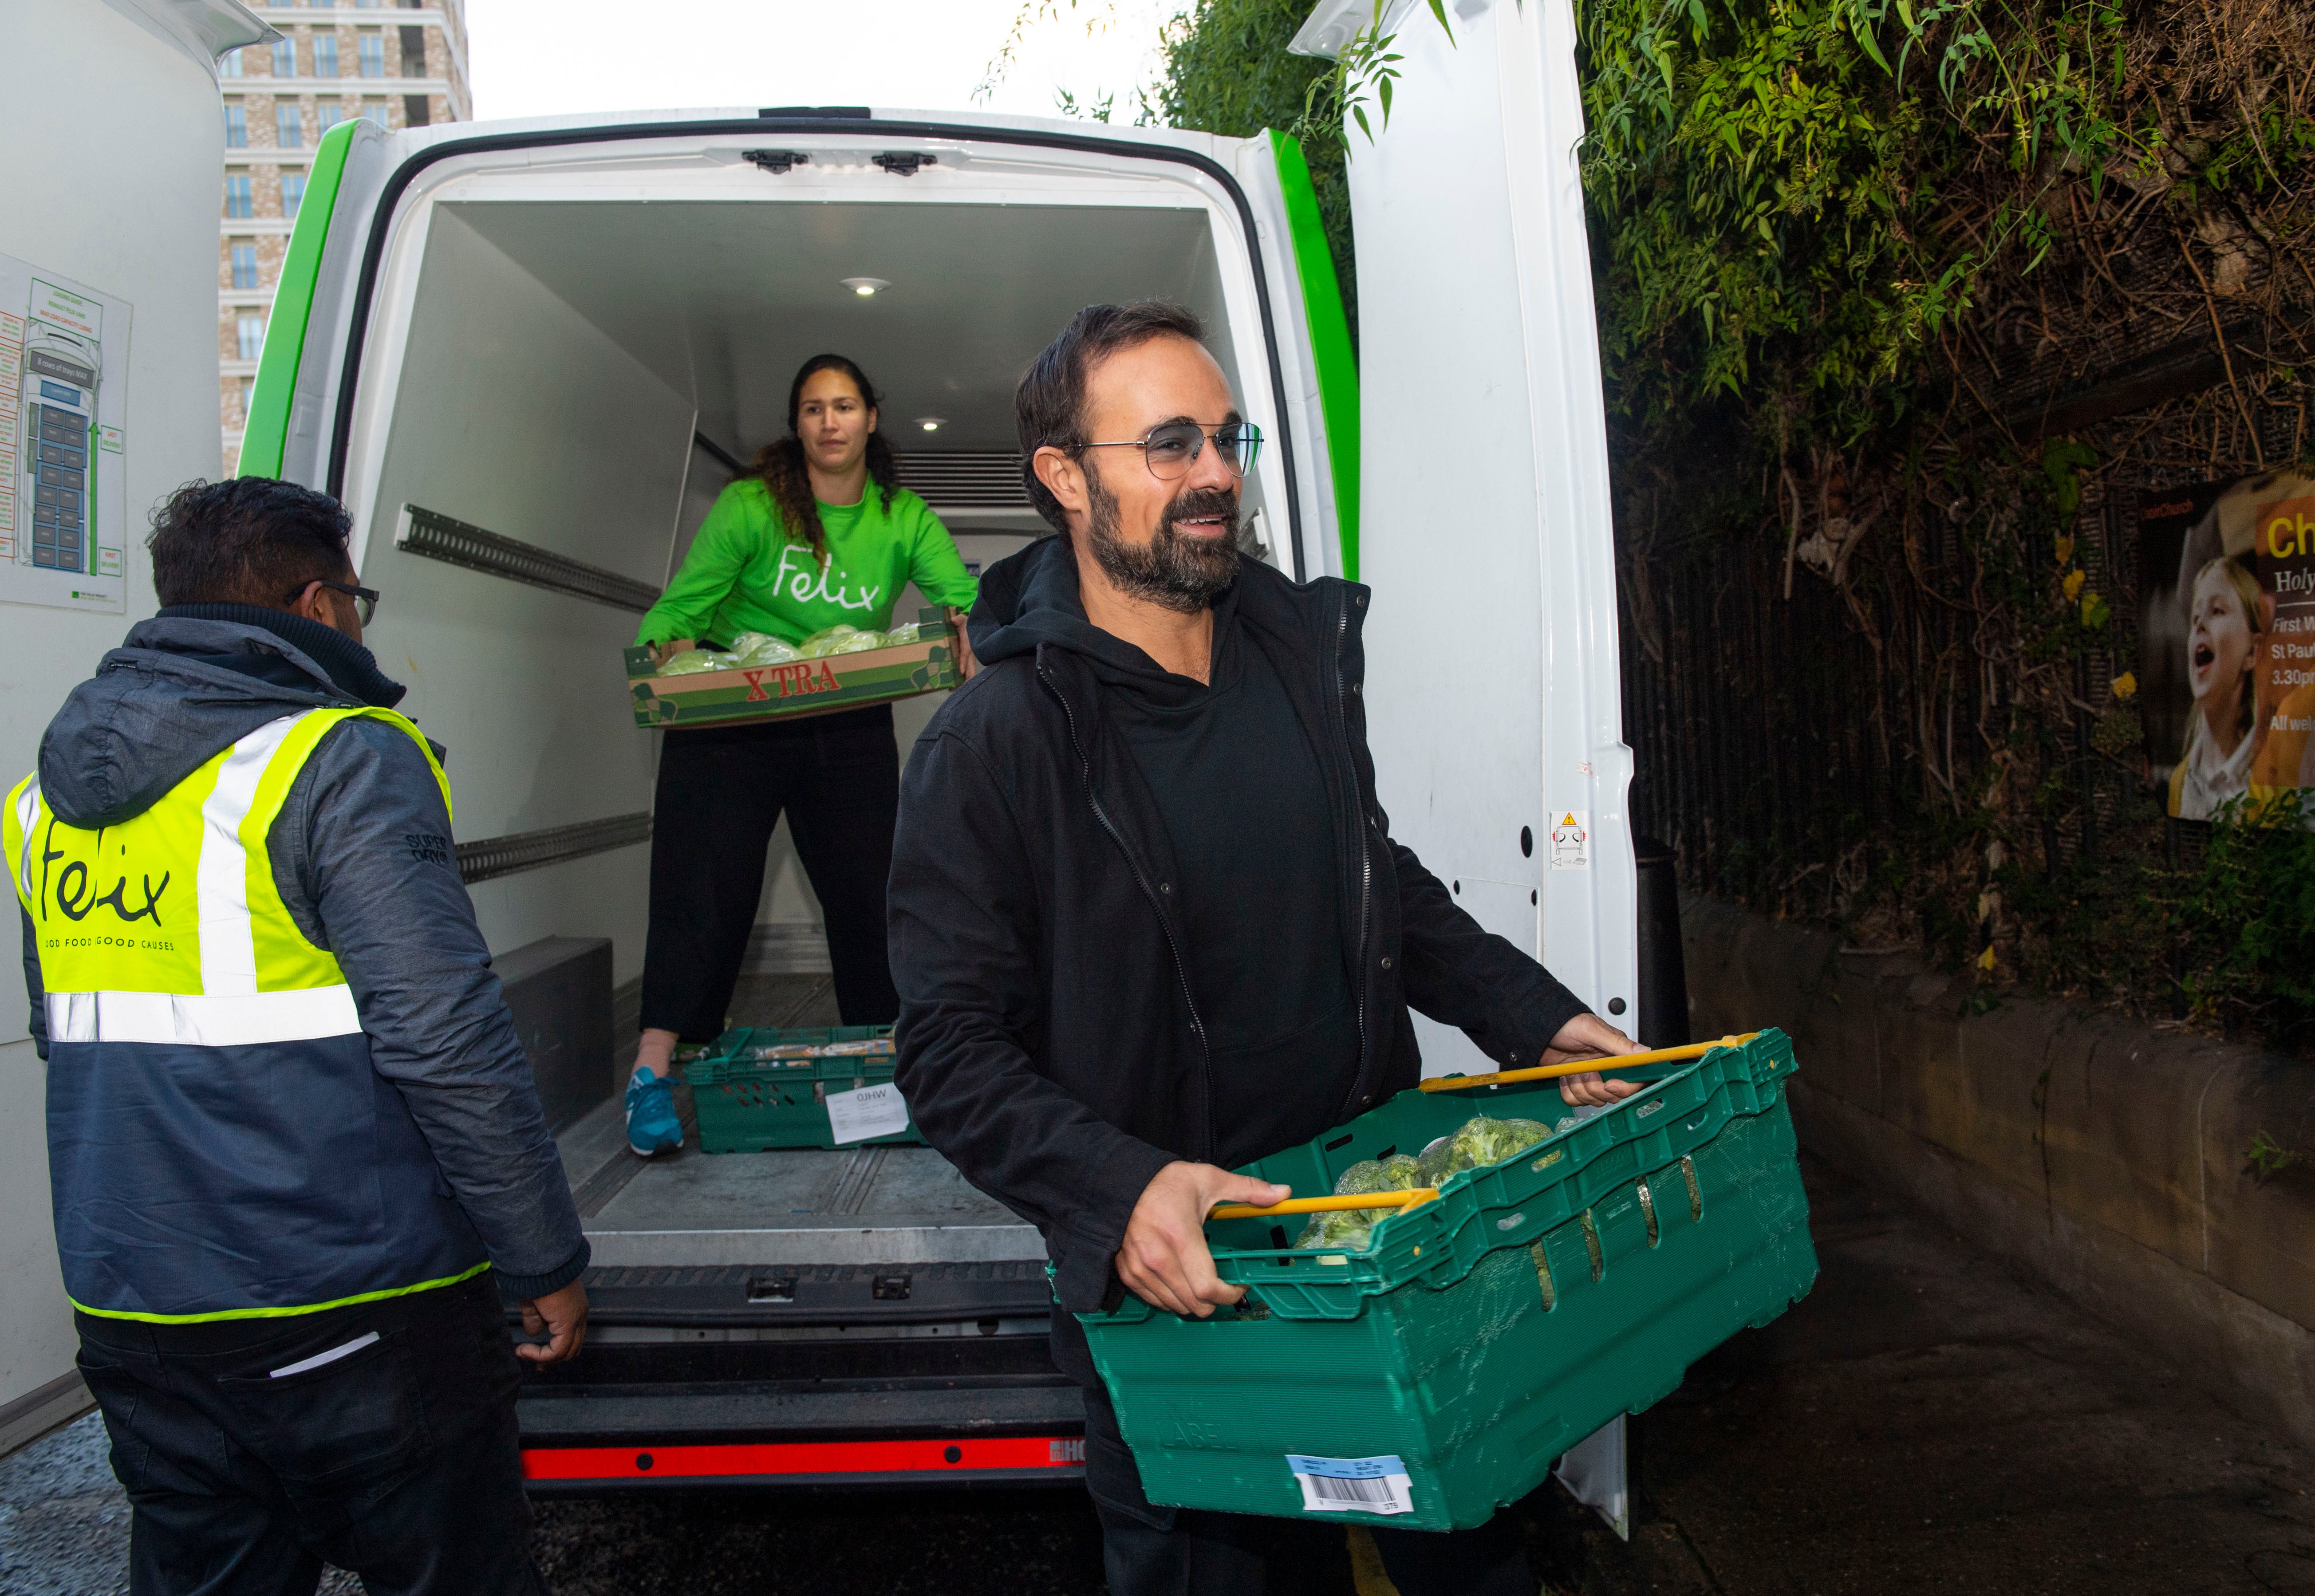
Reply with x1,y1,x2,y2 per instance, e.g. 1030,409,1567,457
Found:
825,1082,910,1144
1286,1454,1415,1516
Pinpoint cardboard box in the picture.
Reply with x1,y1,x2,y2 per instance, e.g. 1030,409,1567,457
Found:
624,608,959,729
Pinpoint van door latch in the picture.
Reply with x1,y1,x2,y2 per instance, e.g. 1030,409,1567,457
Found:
872,1272,913,1300
871,153,936,177
742,150,811,175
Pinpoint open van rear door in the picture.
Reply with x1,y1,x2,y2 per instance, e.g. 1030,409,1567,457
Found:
1294,0,1639,1536
1296,0,1639,1068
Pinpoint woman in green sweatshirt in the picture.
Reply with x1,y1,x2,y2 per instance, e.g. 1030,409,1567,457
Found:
623,354,978,1156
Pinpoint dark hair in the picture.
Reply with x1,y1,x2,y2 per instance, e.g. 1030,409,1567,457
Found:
146,477,353,608
751,354,897,565
1015,301,1206,534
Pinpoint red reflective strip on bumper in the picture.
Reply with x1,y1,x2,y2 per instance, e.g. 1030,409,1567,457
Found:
523,1436,1086,1482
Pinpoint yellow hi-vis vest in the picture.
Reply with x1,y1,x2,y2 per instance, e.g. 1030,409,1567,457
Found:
8,707,491,1321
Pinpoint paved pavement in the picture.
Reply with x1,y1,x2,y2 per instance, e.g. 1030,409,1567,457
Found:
6,1155,2307,1593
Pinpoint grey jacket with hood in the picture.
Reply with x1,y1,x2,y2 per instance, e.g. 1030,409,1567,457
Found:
17,612,587,1308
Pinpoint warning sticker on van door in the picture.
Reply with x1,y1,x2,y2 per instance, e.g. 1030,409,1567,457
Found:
826,1082,910,1144
1550,811,1590,870
1286,1454,1415,1515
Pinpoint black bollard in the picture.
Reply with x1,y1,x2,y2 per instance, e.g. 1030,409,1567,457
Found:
1633,834,1691,1049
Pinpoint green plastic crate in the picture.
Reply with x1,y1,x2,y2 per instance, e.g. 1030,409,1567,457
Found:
1077,1029,1818,1532
680,1025,921,1152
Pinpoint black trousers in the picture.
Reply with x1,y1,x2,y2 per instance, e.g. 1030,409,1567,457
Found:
74,1272,543,1596
641,704,902,1037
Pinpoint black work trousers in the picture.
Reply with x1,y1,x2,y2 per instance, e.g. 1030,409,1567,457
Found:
641,704,902,1037
73,1272,543,1596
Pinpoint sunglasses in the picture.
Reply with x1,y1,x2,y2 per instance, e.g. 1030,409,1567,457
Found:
1076,420,1263,481
288,578,380,627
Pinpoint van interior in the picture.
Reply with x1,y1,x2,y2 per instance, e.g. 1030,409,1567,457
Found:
344,173,1296,1295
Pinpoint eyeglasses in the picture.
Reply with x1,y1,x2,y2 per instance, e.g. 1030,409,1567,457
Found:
289,578,380,626
1076,420,1263,481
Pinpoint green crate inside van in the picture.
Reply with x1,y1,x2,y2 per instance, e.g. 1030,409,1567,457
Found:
1077,1029,1818,1532
681,1025,920,1152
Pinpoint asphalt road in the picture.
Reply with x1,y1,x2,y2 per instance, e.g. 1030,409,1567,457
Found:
6,1156,2309,1595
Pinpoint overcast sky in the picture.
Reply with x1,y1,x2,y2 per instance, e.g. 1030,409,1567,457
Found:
468,0,1183,125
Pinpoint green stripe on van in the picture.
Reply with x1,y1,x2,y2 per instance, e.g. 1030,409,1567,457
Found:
1269,130,1360,581
237,120,359,480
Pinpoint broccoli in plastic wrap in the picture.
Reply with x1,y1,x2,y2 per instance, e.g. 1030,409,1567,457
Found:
1293,1154,1427,1250
1415,1115,1553,1186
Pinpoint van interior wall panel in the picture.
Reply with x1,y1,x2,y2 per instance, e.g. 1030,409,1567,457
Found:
357,205,691,985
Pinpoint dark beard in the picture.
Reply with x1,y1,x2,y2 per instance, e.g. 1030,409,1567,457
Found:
1082,458,1242,614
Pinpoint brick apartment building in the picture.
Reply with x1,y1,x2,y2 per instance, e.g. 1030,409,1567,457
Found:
217,0,473,475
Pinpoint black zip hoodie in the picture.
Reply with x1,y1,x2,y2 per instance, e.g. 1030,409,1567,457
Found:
888,535,1589,1339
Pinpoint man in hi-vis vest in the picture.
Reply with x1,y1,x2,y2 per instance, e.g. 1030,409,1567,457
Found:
8,478,587,1595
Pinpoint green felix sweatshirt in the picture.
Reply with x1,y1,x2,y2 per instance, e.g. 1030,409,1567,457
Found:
636,476,978,647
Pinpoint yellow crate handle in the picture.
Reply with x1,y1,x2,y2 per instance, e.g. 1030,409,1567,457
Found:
1417,1032,1764,1094
1208,1189,1440,1222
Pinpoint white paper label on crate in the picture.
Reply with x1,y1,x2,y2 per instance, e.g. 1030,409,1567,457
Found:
1550,809,1590,871
1286,1454,1415,1516
825,1081,910,1145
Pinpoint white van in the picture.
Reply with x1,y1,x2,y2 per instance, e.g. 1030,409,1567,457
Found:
19,0,1640,1509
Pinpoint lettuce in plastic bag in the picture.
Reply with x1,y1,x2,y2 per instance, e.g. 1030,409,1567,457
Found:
797,624,886,658
657,649,739,676
731,631,802,666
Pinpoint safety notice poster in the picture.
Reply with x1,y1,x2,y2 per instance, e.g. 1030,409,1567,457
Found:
0,251,128,615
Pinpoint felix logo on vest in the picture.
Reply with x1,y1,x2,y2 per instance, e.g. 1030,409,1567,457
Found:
36,818,170,933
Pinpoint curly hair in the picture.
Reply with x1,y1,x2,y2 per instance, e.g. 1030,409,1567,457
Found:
752,355,897,566
145,476,352,607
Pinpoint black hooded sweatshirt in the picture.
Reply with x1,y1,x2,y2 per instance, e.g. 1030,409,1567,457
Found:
889,534,1589,1350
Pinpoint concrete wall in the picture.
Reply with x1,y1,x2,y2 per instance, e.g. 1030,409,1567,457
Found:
1683,895,2315,1445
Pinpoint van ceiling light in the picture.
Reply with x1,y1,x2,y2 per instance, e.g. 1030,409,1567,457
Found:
842,277,890,297
916,418,945,432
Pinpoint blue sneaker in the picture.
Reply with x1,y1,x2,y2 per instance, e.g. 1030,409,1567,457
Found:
625,1065,682,1156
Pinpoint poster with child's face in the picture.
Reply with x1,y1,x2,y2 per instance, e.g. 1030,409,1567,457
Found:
2138,469,2315,819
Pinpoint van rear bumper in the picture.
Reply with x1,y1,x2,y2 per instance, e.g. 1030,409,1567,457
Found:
517,1377,1086,1494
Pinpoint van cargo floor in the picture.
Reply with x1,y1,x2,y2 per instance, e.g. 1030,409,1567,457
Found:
560,973,1040,1268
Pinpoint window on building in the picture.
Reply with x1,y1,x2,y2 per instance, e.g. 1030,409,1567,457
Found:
230,243,259,291
225,173,254,218
399,26,426,75
219,47,245,77
276,104,303,147
237,314,267,362
282,170,308,217
272,37,296,76
239,378,256,427
403,94,430,126
354,0,381,8
358,35,385,76
314,35,338,76
361,99,390,127
223,103,247,148
317,103,346,134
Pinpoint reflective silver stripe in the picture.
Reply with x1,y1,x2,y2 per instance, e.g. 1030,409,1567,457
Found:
269,1331,380,1378
45,985,362,1046
12,777,39,901
197,715,307,999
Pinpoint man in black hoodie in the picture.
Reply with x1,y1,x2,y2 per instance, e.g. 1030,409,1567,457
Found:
888,303,1640,1594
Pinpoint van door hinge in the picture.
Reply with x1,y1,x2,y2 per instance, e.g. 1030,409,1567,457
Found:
871,152,936,176
742,149,811,175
